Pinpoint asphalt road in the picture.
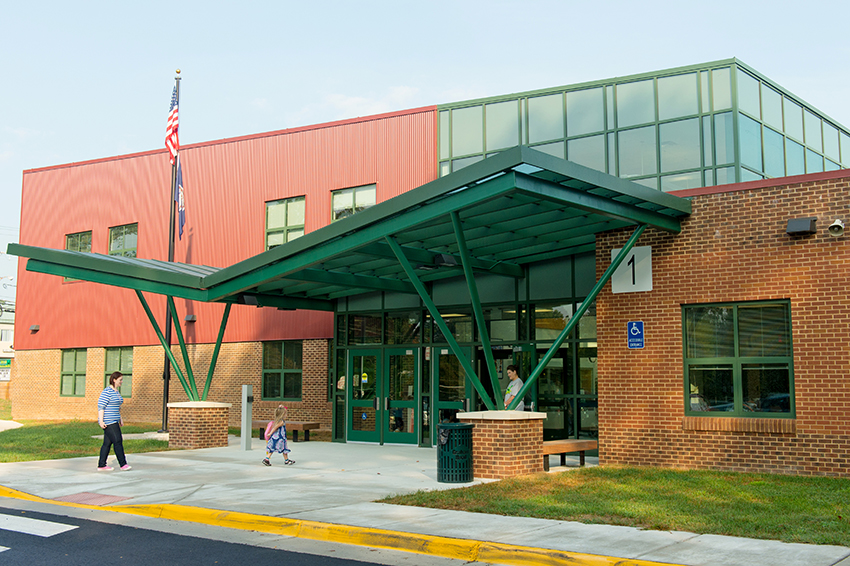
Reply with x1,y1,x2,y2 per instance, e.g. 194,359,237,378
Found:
0,501,498,566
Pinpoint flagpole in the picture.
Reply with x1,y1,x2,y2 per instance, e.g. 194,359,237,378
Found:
160,69,181,433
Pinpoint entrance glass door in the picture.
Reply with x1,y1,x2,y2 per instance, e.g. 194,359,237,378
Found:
348,350,381,443
384,348,417,444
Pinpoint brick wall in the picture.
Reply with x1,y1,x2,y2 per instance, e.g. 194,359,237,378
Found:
11,339,332,429
596,174,850,477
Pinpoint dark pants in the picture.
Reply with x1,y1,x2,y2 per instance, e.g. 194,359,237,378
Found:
98,422,127,467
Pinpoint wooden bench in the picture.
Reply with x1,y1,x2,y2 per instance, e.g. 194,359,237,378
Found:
542,439,598,470
251,420,320,442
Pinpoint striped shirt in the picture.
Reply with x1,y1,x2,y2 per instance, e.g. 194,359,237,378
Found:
97,387,124,425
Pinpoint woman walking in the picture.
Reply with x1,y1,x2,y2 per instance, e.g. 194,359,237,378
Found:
97,371,131,471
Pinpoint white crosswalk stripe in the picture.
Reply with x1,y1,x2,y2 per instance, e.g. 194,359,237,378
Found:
0,513,78,537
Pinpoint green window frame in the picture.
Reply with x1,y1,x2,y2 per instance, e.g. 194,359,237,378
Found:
331,184,376,221
108,223,138,257
61,348,87,397
683,300,794,418
105,347,133,397
262,341,303,401
266,196,305,250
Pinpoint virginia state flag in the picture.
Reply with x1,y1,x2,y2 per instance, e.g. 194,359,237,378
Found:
174,155,186,240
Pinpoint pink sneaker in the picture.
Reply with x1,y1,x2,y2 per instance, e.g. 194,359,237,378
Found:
120,464,132,471
97,466,114,471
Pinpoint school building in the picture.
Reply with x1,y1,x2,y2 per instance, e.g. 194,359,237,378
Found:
9,58,850,476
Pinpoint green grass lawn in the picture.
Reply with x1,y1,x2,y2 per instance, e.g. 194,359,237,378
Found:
381,466,850,546
0,420,175,462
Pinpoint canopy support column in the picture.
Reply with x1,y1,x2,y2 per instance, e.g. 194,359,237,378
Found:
167,296,200,401
201,303,232,401
451,211,504,409
508,224,647,409
386,235,496,410
135,290,198,401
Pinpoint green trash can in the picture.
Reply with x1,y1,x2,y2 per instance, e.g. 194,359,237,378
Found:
437,422,473,483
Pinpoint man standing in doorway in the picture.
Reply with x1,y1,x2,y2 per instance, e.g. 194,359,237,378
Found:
504,365,525,411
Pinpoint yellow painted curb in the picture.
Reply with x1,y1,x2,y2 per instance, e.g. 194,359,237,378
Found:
0,485,683,566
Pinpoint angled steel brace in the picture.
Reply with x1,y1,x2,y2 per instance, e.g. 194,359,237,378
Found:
386,235,496,410
201,303,232,401
508,224,647,409
167,296,200,401
135,290,198,401
451,211,503,409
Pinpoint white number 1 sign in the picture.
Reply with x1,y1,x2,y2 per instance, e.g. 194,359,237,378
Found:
611,246,652,293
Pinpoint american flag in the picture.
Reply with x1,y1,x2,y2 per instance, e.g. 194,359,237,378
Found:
165,86,179,164
175,155,186,239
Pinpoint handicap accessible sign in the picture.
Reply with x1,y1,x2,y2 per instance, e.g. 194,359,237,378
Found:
628,321,644,349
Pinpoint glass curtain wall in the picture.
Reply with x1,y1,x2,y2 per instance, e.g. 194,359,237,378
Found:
438,60,850,192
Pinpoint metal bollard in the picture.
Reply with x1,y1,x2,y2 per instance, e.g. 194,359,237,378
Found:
241,384,253,451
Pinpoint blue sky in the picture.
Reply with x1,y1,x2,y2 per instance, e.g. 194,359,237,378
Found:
2,0,849,304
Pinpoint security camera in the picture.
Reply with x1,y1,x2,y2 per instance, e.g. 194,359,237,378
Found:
828,219,844,237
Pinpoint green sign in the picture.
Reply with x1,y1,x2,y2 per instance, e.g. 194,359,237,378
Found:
0,359,11,368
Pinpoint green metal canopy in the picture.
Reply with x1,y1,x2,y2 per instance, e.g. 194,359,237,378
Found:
11,146,690,308
9,145,691,407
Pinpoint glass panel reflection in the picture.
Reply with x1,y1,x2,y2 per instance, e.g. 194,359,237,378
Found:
438,352,465,402
534,303,573,341
739,114,763,171
616,80,655,128
806,149,823,173
685,306,734,358
712,68,731,111
804,110,822,151
763,127,784,178
661,171,701,192
784,99,804,141
688,365,734,412
567,88,604,136
762,86,783,130
714,112,734,165
528,94,564,143
737,69,760,118
618,125,658,177
568,135,605,172
742,365,791,413
486,100,520,151
786,139,805,176
352,406,377,431
823,122,840,160
660,118,701,173
657,73,698,120
452,106,483,156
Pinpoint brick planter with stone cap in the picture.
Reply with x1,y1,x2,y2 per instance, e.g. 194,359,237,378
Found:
167,401,232,449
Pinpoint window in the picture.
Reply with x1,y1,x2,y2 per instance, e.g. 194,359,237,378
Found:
332,184,376,221
266,196,305,249
262,341,302,401
683,301,793,417
105,347,133,397
108,223,138,257
61,349,87,397
65,230,92,282
65,231,92,253
0,329,13,342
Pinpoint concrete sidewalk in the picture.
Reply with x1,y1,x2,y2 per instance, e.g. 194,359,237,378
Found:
0,435,848,566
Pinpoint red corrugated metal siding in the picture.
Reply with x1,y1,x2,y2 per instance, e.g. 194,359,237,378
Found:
15,107,438,351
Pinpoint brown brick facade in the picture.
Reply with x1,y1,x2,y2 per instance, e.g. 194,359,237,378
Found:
11,339,332,429
596,174,850,477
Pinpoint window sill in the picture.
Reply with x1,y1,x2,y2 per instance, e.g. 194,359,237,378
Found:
682,416,795,434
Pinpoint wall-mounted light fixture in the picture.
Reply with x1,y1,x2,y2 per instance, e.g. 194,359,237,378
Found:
184,315,197,323
29,325,40,333
786,217,817,236
433,253,459,267
828,219,845,237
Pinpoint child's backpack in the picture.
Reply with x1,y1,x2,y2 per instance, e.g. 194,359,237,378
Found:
264,420,275,440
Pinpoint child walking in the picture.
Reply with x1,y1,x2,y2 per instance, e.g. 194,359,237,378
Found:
262,405,294,466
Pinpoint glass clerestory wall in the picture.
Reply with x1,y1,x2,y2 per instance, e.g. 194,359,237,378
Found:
438,59,850,192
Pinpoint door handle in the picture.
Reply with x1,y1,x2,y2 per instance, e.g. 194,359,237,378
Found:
384,397,389,411
373,398,379,410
